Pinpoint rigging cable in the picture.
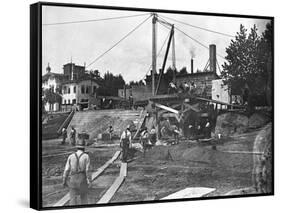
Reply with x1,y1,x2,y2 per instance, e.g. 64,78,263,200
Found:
158,16,226,59
86,15,152,68
43,13,149,26
159,14,235,38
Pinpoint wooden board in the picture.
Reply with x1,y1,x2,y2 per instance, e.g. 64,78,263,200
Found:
52,151,121,207
97,176,125,204
220,150,264,155
97,162,127,204
90,151,121,181
155,103,179,114
120,162,127,177
161,187,216,200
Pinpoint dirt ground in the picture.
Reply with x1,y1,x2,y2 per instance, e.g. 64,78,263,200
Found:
42,129,263,207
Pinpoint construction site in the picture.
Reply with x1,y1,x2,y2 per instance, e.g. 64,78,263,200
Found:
42,12,273,207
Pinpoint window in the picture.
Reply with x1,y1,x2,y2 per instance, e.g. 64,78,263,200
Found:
72,99,76,104
81,85,85,94
63,86,67,94
68,87,70,94
86,86,89,94
73,86,76,93
68,99,70,104
64,100,66,104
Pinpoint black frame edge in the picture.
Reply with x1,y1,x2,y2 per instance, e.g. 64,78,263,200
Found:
30,2,41,210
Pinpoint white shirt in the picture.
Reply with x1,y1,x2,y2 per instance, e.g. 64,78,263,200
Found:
63,150,91,180
120,130,132,142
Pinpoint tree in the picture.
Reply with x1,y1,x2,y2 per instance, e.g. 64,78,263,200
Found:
179,67,188,75
97,71,126,96
43,88,62,111
221,23,272,106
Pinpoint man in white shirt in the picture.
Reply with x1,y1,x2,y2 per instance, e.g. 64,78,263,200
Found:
62,139,91,205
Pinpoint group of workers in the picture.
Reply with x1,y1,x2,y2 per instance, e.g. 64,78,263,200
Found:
59,115,212,206
168,81,201,95
184,117,212,139
61,126,77,146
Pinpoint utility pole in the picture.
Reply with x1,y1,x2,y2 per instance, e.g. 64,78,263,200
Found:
172,25,176,82
152,13,157,96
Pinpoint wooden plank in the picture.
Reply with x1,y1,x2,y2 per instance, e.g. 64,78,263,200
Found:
97,163,127,204
120,162,127,177
57,110,75,134
42,151,73,158
52,151,121,207
53,193,70,207
90,151,121,182
196,97,245,108
97,176,125,204
220,150,264,155
161,187,216,200
155,103,179,114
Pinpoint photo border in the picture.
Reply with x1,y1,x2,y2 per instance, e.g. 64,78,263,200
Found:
30,1,274,210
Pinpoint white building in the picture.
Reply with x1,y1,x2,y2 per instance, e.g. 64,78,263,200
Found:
211,79,230,109
42,62,100,112
62,79,99,110
42,64,63,112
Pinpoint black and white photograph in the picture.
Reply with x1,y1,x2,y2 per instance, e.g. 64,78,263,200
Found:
32,2,273,210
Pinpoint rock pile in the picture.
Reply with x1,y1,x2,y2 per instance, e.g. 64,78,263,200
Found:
215,113,249,137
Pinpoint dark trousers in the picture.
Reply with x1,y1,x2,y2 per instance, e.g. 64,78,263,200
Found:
62,136,66,144
69,188,88,205
121,140,129,162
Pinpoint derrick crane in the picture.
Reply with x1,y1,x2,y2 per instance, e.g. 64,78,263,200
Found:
151,13,176,96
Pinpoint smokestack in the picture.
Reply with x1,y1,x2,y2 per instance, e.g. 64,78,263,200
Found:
209,44,216,74
191,58,194,74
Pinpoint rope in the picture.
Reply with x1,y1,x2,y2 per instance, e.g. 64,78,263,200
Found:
86,15,152,68
43,13,149,26
160,15,235,38
158,16,226,60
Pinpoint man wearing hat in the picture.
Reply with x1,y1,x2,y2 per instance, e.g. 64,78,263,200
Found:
62,138,91,205
120,125,132,162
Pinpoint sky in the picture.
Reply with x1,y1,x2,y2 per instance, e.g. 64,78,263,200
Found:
42,5,271,83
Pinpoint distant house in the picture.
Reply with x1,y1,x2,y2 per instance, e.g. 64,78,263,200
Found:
61,78,99,111
42,64,64,112
42,62,100,112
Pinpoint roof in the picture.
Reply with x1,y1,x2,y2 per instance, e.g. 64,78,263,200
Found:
61,77,99,86
42,72,64,82
176,71,220,79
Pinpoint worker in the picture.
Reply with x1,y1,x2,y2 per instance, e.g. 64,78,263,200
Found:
168,82,177,94
172,126,180,145
204,118,211,138
150,126,157,145
108,125,114,141
183,81,190,93
70,126,76,146
61,127,67,145
120,125,132,162
190,81,197,95
140,127,151,157
62,139,91,205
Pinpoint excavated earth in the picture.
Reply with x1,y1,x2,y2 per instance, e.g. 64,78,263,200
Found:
42,125,270,207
